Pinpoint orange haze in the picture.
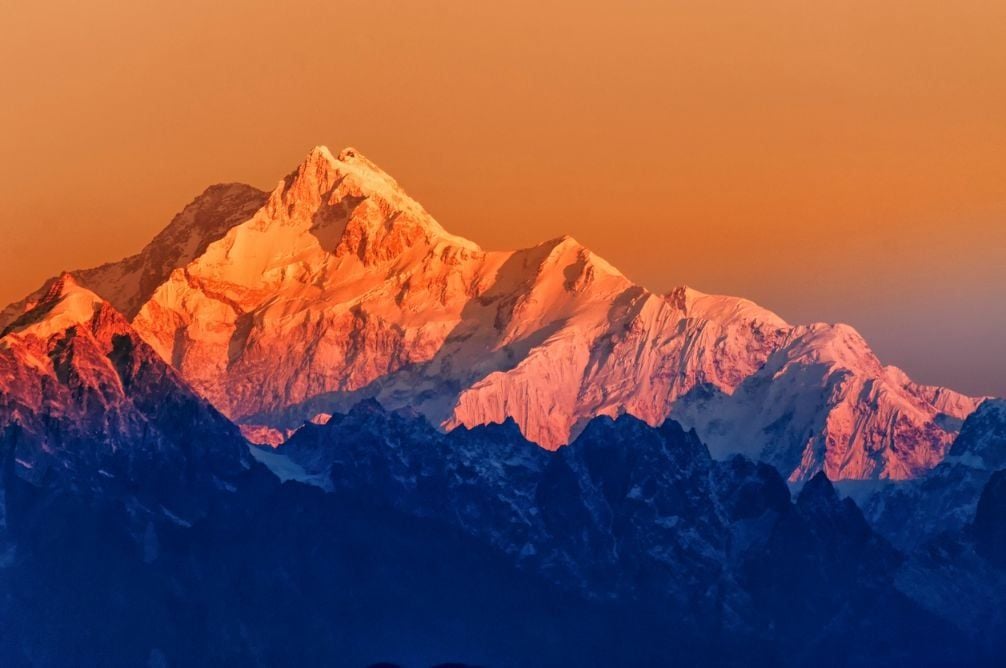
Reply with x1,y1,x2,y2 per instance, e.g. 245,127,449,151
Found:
0,0,1004,396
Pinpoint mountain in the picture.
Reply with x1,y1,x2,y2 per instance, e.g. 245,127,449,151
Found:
887,459,1006,664
861,399,1006,550
280,401,741,600
670,323,982,480
1,145,1001,666
3,393,973,666
828,404,1006,663
266,401,970,665
0,273,250,525
0,183,268,327
0,146,980,480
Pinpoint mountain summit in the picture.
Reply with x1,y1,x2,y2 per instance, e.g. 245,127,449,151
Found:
0,146,981,480
1,273,103,339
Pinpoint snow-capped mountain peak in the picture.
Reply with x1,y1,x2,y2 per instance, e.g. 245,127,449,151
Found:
266,145,480,261
1,273,103,340
0,147,983,480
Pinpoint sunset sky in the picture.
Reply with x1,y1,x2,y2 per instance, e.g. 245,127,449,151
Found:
0,0,1003,396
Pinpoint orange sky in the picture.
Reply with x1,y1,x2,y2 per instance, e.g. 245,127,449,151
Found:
0,0,1004,396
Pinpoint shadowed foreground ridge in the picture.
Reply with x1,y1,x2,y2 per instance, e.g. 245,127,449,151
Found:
4,395,999,665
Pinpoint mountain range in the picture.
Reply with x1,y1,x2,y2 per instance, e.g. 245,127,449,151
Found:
0,146,981,482
0,146,1003,666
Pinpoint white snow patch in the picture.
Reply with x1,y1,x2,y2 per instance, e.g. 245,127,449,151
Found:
249,444,332,491
158,506,193,528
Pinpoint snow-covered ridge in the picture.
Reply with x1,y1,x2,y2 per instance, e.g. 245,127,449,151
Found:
1,274,103,340
0,146,984,481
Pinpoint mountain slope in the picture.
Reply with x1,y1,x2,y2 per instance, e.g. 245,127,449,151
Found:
671,323,982,480
0,183,268,330
267,402,970,665
1,146,980,480
0,274,250,522
862,398,1006,549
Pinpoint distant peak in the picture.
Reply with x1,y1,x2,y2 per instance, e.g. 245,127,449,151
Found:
268,143,481,258
3,273,107,339
286,144,401,200
947,398,1006,469
306,144,337,163
665,285,705,311
292,146,338,179
665,286,789,328
42,272,84,301
549,234,579,246
534,234,624,281
298,145,370,173
31,273,100,315
337,146,361,161
797,471,839,508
